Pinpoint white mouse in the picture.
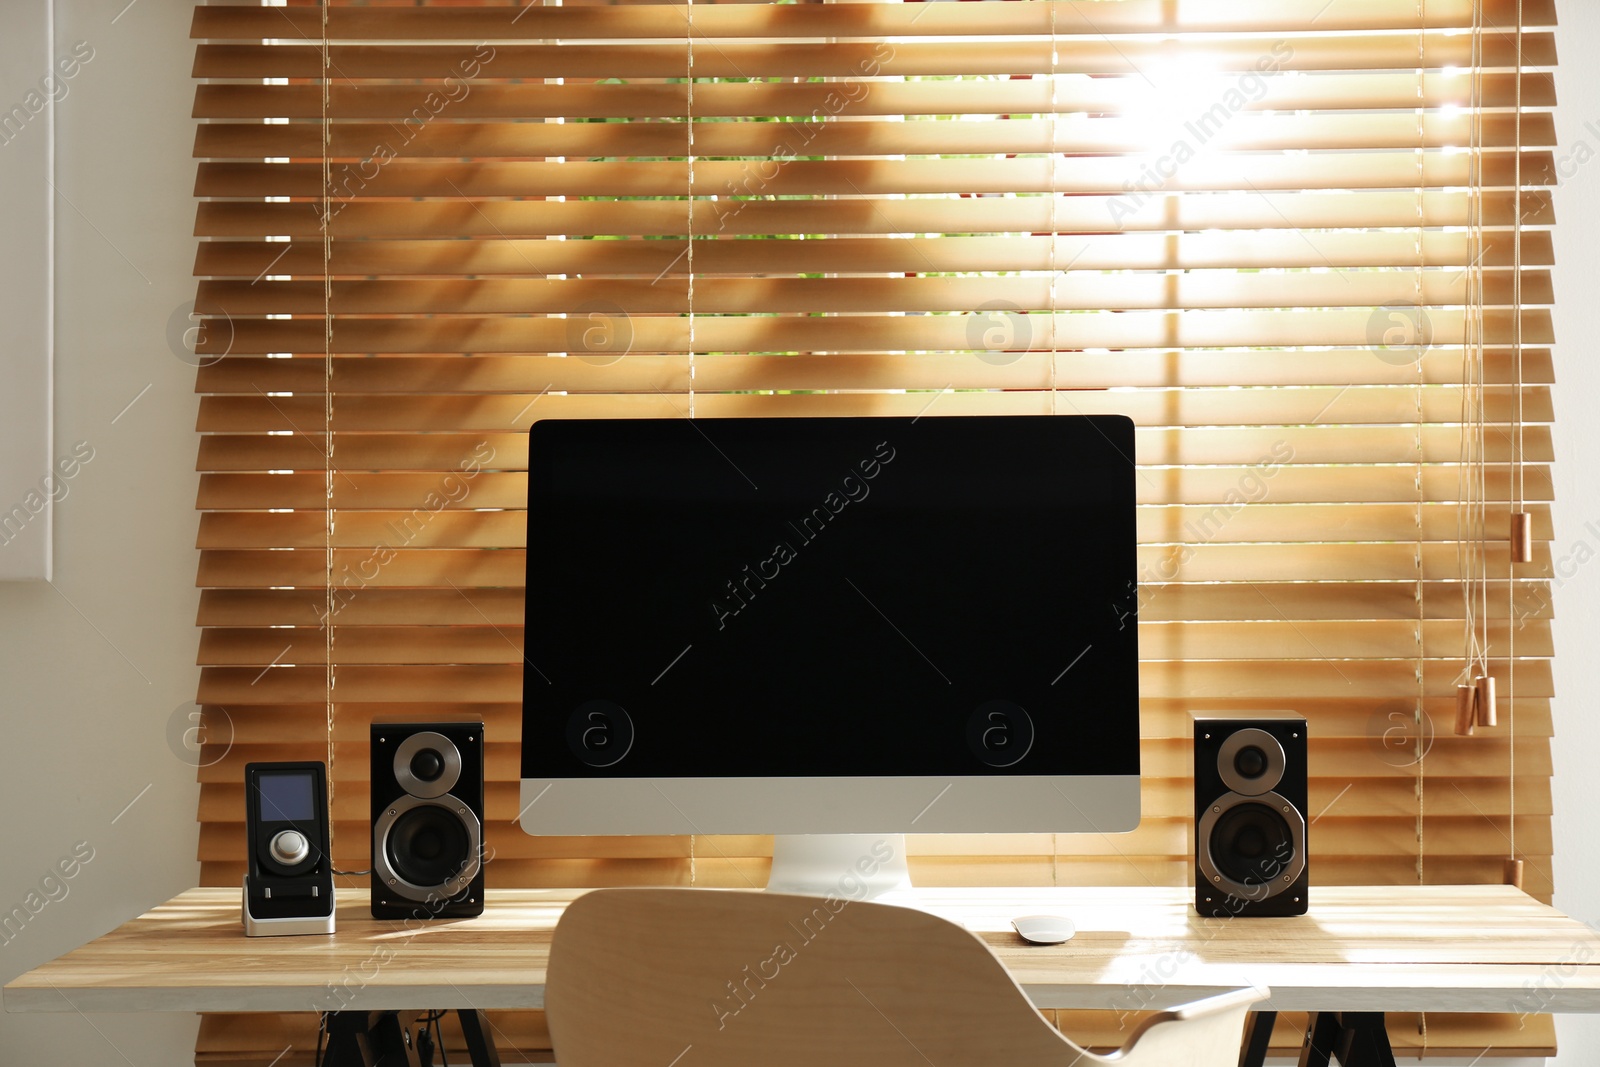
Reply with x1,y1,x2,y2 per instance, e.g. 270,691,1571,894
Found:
1011,914,1076,944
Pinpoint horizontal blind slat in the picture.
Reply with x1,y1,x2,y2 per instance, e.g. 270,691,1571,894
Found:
195,619,1554,666
191,542,1554,587
194,234,1557,278
191,424,1556,468
192,190,1552,237
193,503,1555,549
194,113,1556,160
194,580,1549,628
186,311,1556,356
192,466,1555,510
189,0,1555,41
193,151,1557,198
192,699,1550,748
190,33,1556,80
191,73,1558,120
193,351,1556,397
192,387,1556,432
192,270,1554,315
193,661,1556,704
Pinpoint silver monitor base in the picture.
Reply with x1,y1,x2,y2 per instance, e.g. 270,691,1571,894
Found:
765,833,915,904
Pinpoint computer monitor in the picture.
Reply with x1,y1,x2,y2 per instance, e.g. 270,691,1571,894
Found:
519,414,1139,898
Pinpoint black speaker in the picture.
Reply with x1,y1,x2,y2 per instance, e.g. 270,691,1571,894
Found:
1193,712,1308,917
371,721,485,919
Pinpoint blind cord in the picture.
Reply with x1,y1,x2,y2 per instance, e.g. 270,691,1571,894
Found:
1474,0,1489,686
1412,0,1428,884
1461,0,1486,686
1513,1,1525,515
1472,209,1484,683
1048,6,1059,886
1509,0,1525,864
687,0,696,889
1047,1,1058,418
686,0,696,420
320,0,337,860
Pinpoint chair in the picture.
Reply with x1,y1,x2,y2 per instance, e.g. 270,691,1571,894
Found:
547,887,1267,1067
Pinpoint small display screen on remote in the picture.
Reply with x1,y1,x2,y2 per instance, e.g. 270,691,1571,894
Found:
258,772,316,823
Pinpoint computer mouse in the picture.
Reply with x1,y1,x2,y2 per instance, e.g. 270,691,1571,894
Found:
1011,914,1076,944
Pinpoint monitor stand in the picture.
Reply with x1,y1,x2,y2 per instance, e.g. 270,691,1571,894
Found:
763,833,1065,937
765,833,916,905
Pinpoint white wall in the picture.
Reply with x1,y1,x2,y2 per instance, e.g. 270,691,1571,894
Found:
1,2,1598,1066
0,0,203,1063
0,0,56,580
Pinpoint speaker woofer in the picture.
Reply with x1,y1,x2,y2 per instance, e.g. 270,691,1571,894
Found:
1197,791,1306,900
373,794,483,901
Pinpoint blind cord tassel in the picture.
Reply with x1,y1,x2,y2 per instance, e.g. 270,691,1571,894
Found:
1510,510,1534,564
1455,682,1478,738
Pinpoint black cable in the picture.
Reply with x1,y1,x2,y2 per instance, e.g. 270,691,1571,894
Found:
411,1010,449,1067
314,1011,327,1067
331,868,372,877
417,1018,436,1067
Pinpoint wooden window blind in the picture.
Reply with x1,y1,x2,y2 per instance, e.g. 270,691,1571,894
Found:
187,0,1557,1061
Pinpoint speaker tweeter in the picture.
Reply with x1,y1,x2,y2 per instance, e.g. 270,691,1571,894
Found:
371,721,485,919
1193,713,1308,917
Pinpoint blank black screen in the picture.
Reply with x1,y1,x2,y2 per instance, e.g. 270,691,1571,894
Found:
521,415,1139,779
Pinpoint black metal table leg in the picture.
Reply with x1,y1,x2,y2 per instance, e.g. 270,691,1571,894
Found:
322,1012,377,1067
458,1009,504,1066
1298,1011,1340,1067
1239,1010,1277,1067
1332,1012,1398,1067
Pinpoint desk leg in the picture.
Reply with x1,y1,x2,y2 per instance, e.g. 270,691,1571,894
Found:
323,1012,377,1067
322,1011,424,1067
1239,1011,1277,1067
457,1009,504,1067
1297,1012,1340,1067
1331,1013,1398,1067
320,1009,502,1067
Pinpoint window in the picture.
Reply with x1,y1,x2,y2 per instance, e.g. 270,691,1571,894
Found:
188,0,1556,1058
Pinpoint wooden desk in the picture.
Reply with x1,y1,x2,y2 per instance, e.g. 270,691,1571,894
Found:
8,885,1600,1060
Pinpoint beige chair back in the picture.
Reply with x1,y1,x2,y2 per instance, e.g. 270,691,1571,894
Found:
547,887,1266,1067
